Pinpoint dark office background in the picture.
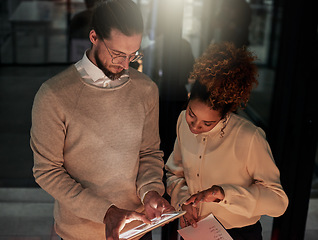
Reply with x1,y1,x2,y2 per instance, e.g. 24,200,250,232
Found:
0,0,317,239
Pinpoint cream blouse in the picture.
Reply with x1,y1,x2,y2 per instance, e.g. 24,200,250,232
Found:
165,111,288,229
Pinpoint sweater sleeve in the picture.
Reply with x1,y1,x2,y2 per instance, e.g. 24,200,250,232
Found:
165,112,191,210
218,128,289,218
137,82,165,201
31,83,110,224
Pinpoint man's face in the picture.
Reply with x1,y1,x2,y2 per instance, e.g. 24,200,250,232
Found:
90,29,142,80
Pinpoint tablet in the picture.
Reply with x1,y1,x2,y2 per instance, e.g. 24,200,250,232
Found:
119,211,186,240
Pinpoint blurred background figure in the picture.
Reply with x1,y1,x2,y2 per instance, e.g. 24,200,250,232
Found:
69,0,99,62
142,0,195,165
210,0,252,48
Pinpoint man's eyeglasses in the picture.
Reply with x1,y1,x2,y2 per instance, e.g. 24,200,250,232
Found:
102,40,143,65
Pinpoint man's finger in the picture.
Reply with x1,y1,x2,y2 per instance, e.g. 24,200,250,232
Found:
106,227,115,240
106,223,122,240
157,201,174,213
111,230,119,240
131,212,151,224
106,233,113,240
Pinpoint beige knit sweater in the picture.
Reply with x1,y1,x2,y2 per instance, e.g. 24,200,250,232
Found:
30,66,165,240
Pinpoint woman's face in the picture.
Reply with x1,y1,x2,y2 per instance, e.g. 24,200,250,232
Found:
185,99,222,134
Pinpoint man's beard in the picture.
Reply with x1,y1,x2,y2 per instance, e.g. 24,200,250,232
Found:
94,52,125,80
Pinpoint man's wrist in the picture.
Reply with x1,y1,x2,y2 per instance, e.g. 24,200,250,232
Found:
141,191,150,205
142,190,159,205
103,204,116,224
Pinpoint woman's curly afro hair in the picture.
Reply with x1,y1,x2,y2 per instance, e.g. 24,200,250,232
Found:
189,42,258,118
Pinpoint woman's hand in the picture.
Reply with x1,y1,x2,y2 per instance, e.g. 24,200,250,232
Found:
180,204,198,228
184,185,225,207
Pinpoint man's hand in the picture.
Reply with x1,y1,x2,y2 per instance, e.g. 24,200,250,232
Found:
104,205,151,240
143,191,175,220
184,185,225,207
180,204,198,228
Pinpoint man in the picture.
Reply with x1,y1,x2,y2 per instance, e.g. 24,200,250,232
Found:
30,1,174,240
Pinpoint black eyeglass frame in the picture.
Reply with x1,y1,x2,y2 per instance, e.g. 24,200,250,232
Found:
102,40,143,65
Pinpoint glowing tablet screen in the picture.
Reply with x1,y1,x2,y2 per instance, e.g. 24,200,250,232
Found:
119,211,186,240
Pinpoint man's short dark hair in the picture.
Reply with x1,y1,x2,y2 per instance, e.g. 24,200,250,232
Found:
91,0,143,39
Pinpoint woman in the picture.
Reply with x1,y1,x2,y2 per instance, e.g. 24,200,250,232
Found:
165,42,288,239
